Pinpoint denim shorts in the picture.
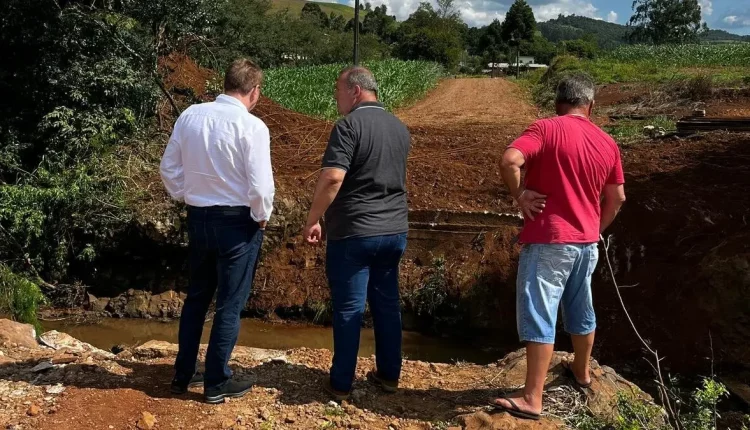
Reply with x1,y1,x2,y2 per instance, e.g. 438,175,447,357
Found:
516,243,599,344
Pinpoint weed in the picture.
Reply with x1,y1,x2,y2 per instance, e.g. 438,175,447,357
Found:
259,420,274,430
605,116,676,143
407,257,449,317
324,405,347,418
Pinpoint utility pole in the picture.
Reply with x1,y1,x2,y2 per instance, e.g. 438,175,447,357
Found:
353,0,360,65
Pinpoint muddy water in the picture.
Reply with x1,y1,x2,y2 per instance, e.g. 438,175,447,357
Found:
42,318,503,364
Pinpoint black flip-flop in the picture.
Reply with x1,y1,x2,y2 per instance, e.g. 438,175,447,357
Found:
561,360,593,389
489,397,541,421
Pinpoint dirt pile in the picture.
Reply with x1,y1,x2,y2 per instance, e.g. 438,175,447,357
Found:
0,320,653,429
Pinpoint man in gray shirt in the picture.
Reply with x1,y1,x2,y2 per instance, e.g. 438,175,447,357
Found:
303,66,410,400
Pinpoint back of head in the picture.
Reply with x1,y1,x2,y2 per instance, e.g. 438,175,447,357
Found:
224,58,263,95
339,66,379,96
555,73,595,111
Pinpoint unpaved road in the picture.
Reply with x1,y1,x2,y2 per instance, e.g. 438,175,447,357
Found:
397,78,538,127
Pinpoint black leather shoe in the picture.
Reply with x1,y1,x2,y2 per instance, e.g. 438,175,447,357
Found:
170,372,204,395
204,379,253,404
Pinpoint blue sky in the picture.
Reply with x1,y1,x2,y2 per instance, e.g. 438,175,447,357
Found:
320,0,750,34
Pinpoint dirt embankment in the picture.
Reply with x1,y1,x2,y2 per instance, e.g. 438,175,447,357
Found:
0,319,650,430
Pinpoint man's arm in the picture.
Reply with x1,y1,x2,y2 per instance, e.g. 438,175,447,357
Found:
303,168,346,244
159,131,185,201
245,125,275,228
600,184,626,233
500,148,547,221
303,120,354,245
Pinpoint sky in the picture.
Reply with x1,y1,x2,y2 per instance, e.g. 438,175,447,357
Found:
318,0,750,35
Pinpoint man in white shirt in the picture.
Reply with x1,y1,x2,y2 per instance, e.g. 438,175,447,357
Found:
159,58,274,404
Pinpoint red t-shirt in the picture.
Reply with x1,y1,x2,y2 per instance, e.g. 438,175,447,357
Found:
509,115,625,244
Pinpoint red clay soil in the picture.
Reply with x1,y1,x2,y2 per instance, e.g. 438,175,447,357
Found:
596,82,750,118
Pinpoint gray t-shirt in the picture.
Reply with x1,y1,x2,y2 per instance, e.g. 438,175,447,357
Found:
322,102,411,240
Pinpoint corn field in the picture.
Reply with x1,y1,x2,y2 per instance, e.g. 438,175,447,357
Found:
263,60,444,119
606,43,750,68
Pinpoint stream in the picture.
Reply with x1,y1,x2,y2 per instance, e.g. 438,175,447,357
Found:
42,317,508,364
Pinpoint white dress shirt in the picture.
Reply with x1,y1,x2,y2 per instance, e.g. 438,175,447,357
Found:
159,94,275,222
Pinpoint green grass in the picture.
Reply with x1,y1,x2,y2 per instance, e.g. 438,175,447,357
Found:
263,60,444,119
606,43,750,68
271,0,362,20
605,116,676,143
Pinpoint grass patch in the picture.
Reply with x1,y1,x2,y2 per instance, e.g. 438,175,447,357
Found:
264,60,444,119
605,116,676,143
323,404,346,418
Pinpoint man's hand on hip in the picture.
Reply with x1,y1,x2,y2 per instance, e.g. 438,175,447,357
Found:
258,220,268,230
516,189,547,221
303,221,322,245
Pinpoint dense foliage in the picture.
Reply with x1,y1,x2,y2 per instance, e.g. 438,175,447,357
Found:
628,0,706,44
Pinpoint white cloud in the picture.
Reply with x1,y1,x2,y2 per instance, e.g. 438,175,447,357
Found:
344,0,608,27
533,0,599,22
699,0,713,17
724,15,738,24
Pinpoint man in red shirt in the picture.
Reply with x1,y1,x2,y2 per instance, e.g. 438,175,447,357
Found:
492,74,626,420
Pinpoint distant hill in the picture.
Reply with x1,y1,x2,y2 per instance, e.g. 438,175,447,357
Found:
701,29,750,43
271,0,361,20
538,15,749,49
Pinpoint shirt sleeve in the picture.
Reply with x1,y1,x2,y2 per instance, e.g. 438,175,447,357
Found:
322,120,356,171
607,146,626,185
159,125,185,202
509,121,545,161
244,124,276,222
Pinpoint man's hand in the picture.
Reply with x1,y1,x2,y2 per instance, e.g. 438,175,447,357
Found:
303,221,322,245
259,220,268,230
516,189,547,221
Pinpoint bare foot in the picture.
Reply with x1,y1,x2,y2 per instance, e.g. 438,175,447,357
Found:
491,393,542,416
563,360,591,386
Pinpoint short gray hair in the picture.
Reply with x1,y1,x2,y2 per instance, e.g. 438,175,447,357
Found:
555,74,595,107
340,66,378,95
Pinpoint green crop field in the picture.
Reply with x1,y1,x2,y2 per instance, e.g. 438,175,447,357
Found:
605,43,750,68
264,60,444,119
271,0,362,20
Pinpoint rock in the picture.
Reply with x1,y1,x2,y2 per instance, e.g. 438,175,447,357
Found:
0,319,38,349
222,418,236,428
51,354,78,365
148,290,184,318
31,361,55,373
38,331,114,359
46,384,65,394
124,290,152,318
284,415,296,423
27,404,41,416
133,341,179,359
136,411,157,430
87,294,109,313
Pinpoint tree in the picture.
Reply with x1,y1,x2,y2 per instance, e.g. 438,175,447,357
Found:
301,2,329,28
436,0,460,21
329,13,346,32
628,0,706,44
362,5,397,44
501,0,536,43
393,2,464,71
478,19,506,63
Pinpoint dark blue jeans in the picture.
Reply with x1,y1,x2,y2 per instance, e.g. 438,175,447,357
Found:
174,206,264,389
326,233,408,393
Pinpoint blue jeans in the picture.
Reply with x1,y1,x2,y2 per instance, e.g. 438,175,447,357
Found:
326,233,408,393
174,206,264,389
516,243,599,344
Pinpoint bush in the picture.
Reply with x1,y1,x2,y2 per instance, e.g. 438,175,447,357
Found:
0,264,45,331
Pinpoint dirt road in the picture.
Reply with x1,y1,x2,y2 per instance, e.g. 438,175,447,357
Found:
397,78,538,127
